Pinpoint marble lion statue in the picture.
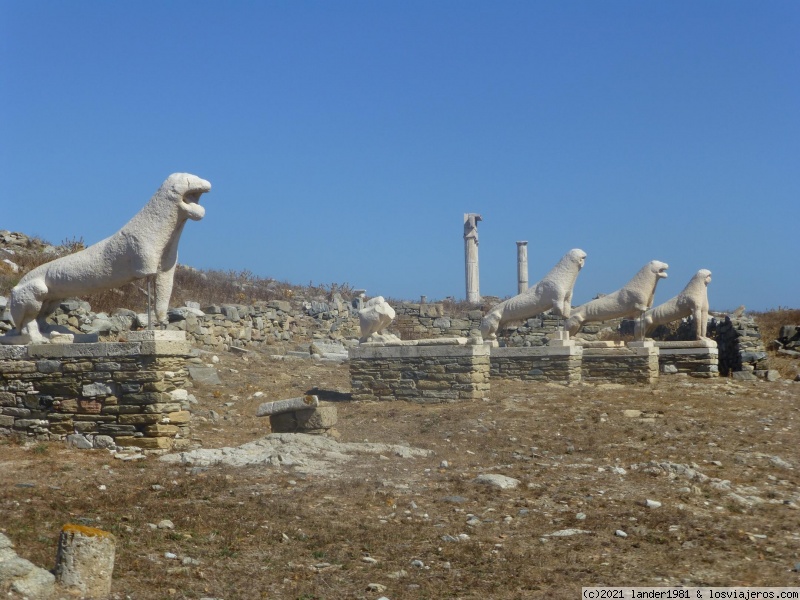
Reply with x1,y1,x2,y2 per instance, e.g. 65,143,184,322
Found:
480,249,587,341
565,260,669,336
6,173,211,344
358,296,399,343
633,269,712,340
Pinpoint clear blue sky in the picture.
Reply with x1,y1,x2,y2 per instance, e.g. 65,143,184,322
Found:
2,1,798,311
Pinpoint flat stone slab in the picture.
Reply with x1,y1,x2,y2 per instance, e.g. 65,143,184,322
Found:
350,343,490,360
160,432,432,476
187,366,222,385
577,341,625,348
122,330,187,342
657,347,719,356
360,337,470,348
256,395,319,417
732,371,759,381
473,474,520,490
491,345,582,358
656,340,717,349
415,337,469,346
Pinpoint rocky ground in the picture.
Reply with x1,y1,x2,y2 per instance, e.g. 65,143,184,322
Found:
2,348,800,599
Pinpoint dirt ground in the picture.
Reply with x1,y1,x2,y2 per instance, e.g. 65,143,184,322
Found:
2,347,800,600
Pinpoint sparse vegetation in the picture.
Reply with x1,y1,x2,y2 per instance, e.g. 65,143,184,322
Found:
2,352,800,598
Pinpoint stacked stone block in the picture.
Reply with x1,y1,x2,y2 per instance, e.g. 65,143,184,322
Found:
392,304,482,340
349,339,490,403
489,346,581,384
581,343,659,384
0,332,192,449
172,301,301,349
656,340,719,377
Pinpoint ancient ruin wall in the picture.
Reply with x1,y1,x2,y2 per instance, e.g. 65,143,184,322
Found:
0,336,192,449
349,342,490,403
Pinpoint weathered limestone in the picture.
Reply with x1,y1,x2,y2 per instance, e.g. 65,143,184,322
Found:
269,405,338,435
256,395,319,417
481,249,587,341
635,269,712,340
350,338,490,403
358,297,398,343
255,394,336,435
54,524,115,598
566,260,669,336
464,213,482,303
516,241,528,294
656,340,719,377
0,532,55,599
5,173,211,344
490,345,582,384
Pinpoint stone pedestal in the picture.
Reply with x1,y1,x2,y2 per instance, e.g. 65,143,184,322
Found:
490,345,581,384
581,343,659,384
656,340,719,378
548,330,573,347
350,338,490,402
0,332,192,449
55,524,115,598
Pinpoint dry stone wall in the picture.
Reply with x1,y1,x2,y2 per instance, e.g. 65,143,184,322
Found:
489,346,581,384
581,344,659,384
0,333,192,449
349,340,490,403
656,341,719,377
707,316,767,376
391,304,483,339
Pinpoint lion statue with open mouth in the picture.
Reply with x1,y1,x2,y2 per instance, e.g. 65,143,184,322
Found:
5,173,211,344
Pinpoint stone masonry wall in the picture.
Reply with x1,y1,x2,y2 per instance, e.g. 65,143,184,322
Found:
349,341,490,403
391,304,483,340
581,345,659,384
656,341,719,378
489,346,581,384
0,335,192,449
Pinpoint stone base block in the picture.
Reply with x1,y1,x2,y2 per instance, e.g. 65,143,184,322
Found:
114,436,174,450
269,405,338,432
656,341,719,378
349,341,490,402
2,339,192,448
582,345,659,384
490,346,581,384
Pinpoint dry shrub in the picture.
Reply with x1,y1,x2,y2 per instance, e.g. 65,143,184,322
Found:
752,307,800,345
0,233,357,313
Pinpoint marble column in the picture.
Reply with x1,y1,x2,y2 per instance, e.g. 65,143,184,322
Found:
463,213,482,303
516,241,528,294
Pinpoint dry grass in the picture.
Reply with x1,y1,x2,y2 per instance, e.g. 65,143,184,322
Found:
753,309,800,380
753,309,800,347
2,352,800,599
1,235,357,315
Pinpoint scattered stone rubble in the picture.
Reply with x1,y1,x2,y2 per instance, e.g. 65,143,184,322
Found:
774,325,800,357
0,533,55,599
